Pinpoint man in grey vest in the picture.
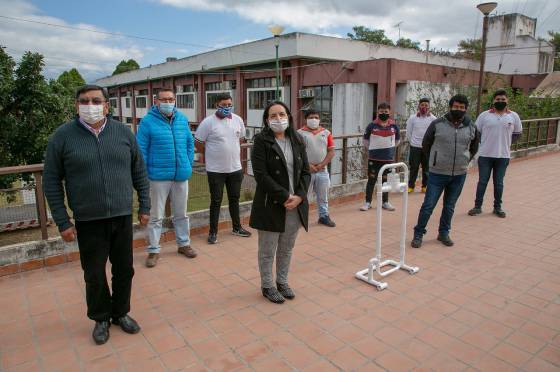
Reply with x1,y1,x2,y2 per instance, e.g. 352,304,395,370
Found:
411,94,479,248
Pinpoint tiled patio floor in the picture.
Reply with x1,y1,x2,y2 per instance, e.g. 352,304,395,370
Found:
1,153,559,371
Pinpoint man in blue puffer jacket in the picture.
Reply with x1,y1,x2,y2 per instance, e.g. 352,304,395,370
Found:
137,88,195,268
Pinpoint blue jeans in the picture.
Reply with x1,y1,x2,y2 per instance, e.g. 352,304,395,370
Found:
147,180,191,253
414,172,467,237
309,170,330,218
474,156,510,209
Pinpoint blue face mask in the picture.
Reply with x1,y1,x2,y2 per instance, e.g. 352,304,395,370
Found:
159,103,175,116
217,106,233,117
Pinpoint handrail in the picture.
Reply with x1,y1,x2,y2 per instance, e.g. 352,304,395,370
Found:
0,164,44,176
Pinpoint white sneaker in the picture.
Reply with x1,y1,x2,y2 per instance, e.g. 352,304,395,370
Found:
382,202,395,211
360,202,372,211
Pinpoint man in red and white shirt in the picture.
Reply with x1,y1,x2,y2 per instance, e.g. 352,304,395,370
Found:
469,89,522,218
298,110,336,227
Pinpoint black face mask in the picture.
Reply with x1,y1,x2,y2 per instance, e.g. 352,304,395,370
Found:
450,110,466,121
494,101,507,111
378,113,390,121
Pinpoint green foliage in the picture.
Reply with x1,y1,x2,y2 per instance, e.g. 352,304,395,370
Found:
347,26,394,46
112,59,140,75
396,38,421,50
457,38,482,60
548,31,560,71
57,68,85,93
0,47,75,189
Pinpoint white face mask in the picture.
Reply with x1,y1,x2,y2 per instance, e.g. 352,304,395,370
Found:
306,118,320,129
269,119,289,133
79,105,105,124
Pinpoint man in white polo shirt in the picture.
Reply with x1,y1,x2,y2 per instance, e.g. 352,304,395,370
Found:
468,89,522,218
298,110,336,227
195,93,251,244
405,98,437,193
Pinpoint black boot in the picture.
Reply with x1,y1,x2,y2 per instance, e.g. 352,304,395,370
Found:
262,287,285,304
92,321,110,345
276,282,295,300
437,234,454,247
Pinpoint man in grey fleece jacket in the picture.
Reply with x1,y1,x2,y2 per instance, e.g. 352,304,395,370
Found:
411,94,479,248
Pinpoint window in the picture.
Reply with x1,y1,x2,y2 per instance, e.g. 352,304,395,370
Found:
138,89,148,95
109,98,118,109
246,78,277,89
301,85,333,130
177,85,194,93
125,97,131,108
248,90,279,110
205,81,234,91
176,93,194,109
135,96,147,108
206,92,233,109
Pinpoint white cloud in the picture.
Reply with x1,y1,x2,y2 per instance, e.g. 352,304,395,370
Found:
159,0,560,51
0,0,144,80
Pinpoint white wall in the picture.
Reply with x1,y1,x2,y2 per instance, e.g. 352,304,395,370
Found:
486,37,554,74
331,83,374,185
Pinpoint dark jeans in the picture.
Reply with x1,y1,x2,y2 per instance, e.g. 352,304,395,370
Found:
75,215,134,321
474,156,510,209
365,160,390,203
408,146,429,188
414,172,467,237
207,170,243,233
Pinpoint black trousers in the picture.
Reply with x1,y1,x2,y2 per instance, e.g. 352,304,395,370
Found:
408,146,429,188
207,170,243,234
75,215,134,322
365,160,390,203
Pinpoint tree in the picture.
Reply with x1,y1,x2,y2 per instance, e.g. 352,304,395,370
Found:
57,68,85,92
0,48,74,189
457,38,482,60
347,26,394,46
548,31,560,71
396,38,421,50
112,59,140,75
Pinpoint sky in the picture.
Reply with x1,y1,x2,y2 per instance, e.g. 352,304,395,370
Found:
1,0,558,82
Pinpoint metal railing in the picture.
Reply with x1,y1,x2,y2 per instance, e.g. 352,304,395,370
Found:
0,117,558,245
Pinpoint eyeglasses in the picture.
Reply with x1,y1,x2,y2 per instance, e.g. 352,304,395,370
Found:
158,98,176,103
78,98,105,105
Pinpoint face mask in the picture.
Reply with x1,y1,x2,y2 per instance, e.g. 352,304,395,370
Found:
159,103,175,116
450,109,466,121
306,118,320,129
378,113,390,122
79,105,105,124
269,119,289,133
217,106,233,117
494,101,507,111
419,107,429,115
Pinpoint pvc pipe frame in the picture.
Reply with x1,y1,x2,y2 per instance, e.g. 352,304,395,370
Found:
355,162,420,290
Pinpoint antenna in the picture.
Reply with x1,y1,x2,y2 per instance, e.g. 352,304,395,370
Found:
394,21,404,40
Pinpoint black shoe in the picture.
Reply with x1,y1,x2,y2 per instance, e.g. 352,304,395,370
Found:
92,321,110,345
232,227,252,237
208,232,218,244
437,234,454,247
262,287,285,304
276,283,295,299
411,236,423,248
493,208,506,218
112,314,140,334
318,215,336,227
468,207,482,216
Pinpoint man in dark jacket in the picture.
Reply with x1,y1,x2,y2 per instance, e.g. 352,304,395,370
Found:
411,94,479,248
43,85,150,345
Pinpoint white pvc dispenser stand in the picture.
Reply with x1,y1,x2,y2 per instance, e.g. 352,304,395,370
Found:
355,162,420,290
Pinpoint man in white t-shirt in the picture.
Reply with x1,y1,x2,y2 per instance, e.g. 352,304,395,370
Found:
405,98,437,193
195,93,251,244
468,89,522,218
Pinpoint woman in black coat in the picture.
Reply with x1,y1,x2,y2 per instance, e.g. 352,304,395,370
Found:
250,101,310,304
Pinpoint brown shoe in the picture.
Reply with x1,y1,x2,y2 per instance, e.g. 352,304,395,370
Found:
178,246,197,258
145,253,159,268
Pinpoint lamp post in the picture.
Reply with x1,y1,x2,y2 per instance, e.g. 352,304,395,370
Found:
268,24,284,101
476,2,497,115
